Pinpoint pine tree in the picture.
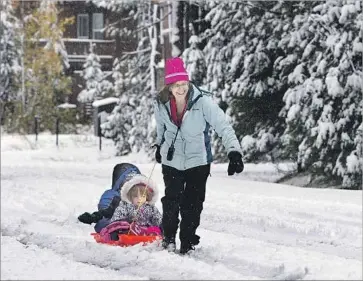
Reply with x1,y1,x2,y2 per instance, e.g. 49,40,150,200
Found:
77,43,113,103
18,0,73,133
38,1,70,70
94,1,160,155
0,0,21,124
198,2,282,161
200,2,241,161
100,80,133,155
226,2,316,163
182,35,206,86
202,2,231,100
199,1,320,164
279,0,362,189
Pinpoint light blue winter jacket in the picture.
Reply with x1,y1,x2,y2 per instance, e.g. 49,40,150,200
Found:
154,84,242,171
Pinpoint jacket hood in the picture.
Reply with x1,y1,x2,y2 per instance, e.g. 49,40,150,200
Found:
120,174,159,205
111,163,141,191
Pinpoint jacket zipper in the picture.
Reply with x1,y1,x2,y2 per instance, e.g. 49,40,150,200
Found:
162,93,203,169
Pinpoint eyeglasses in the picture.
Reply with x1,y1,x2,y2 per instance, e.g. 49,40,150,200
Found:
170,82,189,90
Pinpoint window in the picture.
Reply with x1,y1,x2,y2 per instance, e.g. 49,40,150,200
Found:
77,14,89,39
92,13,104,40
77,13,104,40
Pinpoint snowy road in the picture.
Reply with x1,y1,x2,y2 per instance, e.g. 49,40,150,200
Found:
1,134,362,280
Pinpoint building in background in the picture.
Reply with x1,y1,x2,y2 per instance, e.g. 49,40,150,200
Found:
12,0,207,119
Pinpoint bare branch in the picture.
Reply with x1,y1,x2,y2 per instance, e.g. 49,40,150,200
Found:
122,47,152,55
131,9,171,34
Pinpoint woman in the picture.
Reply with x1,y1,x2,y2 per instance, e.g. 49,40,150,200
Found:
153,57,244,254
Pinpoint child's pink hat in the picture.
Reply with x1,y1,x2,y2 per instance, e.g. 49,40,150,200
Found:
164,57,189,85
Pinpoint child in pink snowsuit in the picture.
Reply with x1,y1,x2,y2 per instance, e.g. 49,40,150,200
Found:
99,174,162,241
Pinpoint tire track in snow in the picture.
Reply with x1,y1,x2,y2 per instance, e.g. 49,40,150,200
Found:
3,216,310,280
182,229,310,281
1,235,142,280
1,221,259,280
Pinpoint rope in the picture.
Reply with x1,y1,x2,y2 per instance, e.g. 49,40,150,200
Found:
128,161,158,234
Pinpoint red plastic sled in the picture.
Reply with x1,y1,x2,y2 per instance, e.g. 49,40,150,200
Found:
91,233,162,247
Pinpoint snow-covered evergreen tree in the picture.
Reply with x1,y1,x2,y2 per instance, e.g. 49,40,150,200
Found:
111,57,124,97
101,91,133,155
77,43,113,103
198,2,278,161
199,1,319,164
279,0,362,189
93,0,362,188
182,35,206,85
231,2,313,163
198,2,240,161
93,1,160,155
0,0,21,115
202,2,231,99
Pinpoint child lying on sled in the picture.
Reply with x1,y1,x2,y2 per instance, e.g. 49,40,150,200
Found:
81,172,162,241
78,163,142,233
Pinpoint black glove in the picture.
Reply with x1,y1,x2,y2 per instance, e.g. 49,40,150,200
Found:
78,211,103,224
78,212,94,224
153,144,161,164
227,151,244,176
91,211,103,222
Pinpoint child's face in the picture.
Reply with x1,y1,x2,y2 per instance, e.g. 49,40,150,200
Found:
131,186,147,206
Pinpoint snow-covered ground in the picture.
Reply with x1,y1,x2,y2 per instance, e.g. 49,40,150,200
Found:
1,133,362,280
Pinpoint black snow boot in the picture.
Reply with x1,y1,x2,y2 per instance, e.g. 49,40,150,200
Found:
179,241,195,255
179,234,200,255
162,237,176,252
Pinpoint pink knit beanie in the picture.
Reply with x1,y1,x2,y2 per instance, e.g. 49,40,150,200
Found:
164,57,189,85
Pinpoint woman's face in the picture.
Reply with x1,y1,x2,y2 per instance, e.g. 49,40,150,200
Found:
170,81,189,99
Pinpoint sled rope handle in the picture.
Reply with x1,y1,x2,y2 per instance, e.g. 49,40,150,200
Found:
128,161,157,234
